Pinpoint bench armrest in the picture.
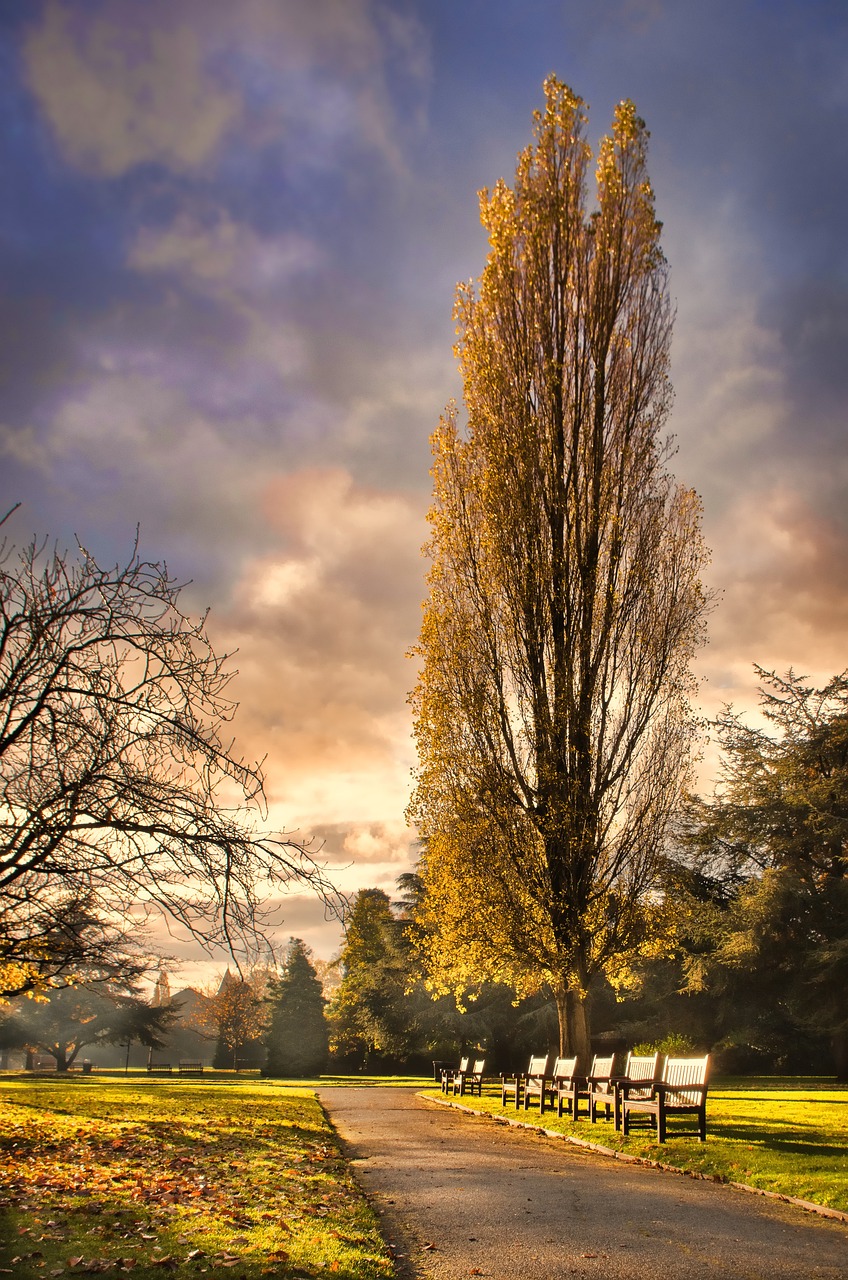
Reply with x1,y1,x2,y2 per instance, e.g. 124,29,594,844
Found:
617,1079,658,1098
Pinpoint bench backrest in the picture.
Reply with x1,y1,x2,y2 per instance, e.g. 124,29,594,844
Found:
623,1052,661,1099
526,1054,550,1077
552,1055,578,1081
588,1053,615,1095
662,1055,709,1103
458,1056,470,1073
471,1058,486,1075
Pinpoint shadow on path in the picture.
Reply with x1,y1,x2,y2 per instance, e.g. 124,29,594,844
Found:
319,1086,848,1280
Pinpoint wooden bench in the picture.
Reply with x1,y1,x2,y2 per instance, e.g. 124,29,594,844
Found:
453,1057,486,1097
622,1055,710,1142
178,1061,204,1075
611,1052,661,1130
147,1063,172,1075
585,1054,617,1124
501,1054,550,1109
521,1054,553,1112
551,1056,581,1119
441,1056,469,1094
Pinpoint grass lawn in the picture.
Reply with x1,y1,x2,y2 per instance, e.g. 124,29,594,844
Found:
424,1077,848,1214
0,1075,399,1280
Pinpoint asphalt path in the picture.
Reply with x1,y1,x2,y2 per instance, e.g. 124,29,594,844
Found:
318,1086,848,1280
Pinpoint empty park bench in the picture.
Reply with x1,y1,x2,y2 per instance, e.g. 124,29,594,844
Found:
500,1054,551,1111
621,1054,710,1142
550,1056,581,1118
147,1063,172,1075
523,1054,555,1112
453,1057,486,1097
585,1054,617,1124
179,1061,204,1075
441,1056,469,1093
501,1054,549,1109
611,1051,661,1130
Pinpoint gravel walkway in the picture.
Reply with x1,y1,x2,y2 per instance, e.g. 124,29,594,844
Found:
318,1086,848,1280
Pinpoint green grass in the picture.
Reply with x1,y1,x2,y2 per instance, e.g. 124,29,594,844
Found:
86,1071,435,1089
425,1078,848,1213
4,1071,843,1280
0,1076,397,1280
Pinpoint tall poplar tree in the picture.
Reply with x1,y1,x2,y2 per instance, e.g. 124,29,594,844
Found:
408,78,711,1059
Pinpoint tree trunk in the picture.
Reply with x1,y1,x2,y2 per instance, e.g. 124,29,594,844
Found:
553,985,592,1064
833,1026,848,1083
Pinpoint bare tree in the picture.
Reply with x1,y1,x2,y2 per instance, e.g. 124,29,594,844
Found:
409,79,711,1059
0,524,333,996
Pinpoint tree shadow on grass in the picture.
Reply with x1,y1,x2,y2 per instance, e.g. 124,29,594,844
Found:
712,1120,845,1158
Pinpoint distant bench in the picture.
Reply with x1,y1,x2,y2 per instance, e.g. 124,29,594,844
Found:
147,1063,172,1075
178,1061,204,1075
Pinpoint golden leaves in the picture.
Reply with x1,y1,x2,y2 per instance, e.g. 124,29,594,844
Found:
411,75,710,1041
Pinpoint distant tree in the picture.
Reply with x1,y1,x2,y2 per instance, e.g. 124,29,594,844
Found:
204,970,267,1070
0,898,151,1004
0,523,333,997
680,668,848,1077
11,966,177,1071
328,890,415,1065
409,78,711,1059
328,885,466,1066
263,939,329,1077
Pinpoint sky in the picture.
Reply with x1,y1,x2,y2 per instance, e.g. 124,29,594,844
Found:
2,0,847,978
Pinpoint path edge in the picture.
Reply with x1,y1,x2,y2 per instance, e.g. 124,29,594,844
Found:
421,1092,848,1226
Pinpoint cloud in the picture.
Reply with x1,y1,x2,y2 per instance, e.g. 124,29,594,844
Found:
693,483,848,750
23,2,242,175
129,214,324,300
215,467,427,829
22,0,430,180
303,821,417,868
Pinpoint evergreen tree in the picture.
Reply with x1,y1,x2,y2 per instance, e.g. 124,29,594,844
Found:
328,890,414,1065
263,939,328,1077
680,668,848,1077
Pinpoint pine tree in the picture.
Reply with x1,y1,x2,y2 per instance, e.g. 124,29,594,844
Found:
263,939,329,1078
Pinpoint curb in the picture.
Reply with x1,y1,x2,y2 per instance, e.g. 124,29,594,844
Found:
420,1092,848,1225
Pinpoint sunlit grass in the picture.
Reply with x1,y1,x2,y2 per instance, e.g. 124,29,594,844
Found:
0,1076,397,1279
426,1077,848,1212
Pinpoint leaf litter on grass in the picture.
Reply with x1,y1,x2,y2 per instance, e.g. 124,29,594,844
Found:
0,1079,395,1280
